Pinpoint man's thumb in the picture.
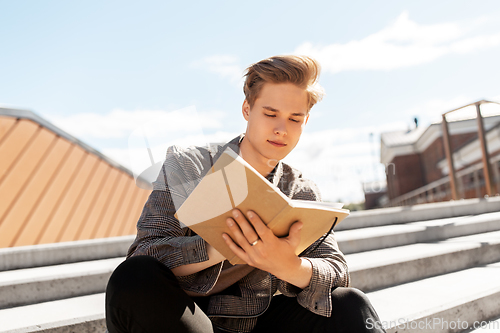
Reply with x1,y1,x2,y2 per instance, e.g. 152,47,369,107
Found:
288,221,303,245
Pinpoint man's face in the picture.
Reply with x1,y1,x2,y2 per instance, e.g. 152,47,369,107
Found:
242,82,309,164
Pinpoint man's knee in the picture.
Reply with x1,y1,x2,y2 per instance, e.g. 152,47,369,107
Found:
106,256,176,304
331,287,372,309
106,256,182,332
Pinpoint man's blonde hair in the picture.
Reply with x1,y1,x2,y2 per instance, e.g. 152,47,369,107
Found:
243,55,325,111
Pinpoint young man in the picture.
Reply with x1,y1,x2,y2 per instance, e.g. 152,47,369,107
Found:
106,55,385,333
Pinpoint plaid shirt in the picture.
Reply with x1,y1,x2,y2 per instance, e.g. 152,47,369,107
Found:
128,134,350,332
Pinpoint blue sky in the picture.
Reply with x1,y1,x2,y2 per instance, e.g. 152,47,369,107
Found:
2,0,500,202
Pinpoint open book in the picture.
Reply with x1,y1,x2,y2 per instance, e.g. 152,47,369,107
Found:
174,148,349,264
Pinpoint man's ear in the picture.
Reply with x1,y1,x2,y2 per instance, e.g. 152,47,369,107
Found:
242,100,251,121
304,112,310,125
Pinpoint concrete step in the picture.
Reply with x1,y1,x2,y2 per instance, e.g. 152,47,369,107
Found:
465,317,500,332
0,235,133,271
347,230,500,292
1,197,499,332
0,257,124,309
2,263,499,333
0,219,497,317
7,230,496,310
339,196,500,231
0,293,106,333
337,211,500,254
367,262,500,333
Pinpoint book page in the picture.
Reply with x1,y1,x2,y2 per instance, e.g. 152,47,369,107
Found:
291,200,345,210
175,170,233,226
177,148,310,264
222,156,249,207
266,205,349,256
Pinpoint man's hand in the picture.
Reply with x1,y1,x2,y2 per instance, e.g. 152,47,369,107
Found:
222,209,312,289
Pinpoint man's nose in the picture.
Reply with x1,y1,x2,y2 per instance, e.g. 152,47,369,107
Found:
273,120,287,136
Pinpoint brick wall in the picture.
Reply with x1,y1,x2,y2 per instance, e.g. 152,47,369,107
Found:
420,132,478,184
386,153,425,199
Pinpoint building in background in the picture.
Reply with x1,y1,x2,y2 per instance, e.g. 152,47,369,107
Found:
362,180,387,210
379,113,500,207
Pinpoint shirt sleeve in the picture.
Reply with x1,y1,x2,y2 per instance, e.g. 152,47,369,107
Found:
277,178,350,317
127,146,223,294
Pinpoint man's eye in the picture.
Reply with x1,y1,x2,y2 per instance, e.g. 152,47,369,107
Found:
265,114,276,118
290,118,300,123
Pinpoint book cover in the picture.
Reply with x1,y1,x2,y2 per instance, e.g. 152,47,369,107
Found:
175,147,349,264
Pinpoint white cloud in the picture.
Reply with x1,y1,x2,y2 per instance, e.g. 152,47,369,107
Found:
191,55,245,85
450,33,500,54
46,107,233,185
103,130,240,182
295,11,500,74
101,147,133,170
47,107,225,139
402,96,500,125
490,94,500,103
283,124,405,203
403,96,474,124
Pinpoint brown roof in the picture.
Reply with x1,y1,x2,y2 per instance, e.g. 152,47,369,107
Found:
0,108,151,248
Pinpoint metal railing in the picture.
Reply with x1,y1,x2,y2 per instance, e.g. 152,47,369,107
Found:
386,100,500,207
442,100,500,199
388,153,500,207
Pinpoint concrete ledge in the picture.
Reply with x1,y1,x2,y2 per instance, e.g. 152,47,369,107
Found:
0,258,123,309
467,317,500,332
337,211,500,254
387,287,500,333
368,262,500,333
36,318,106,333
348,230,500,292
0,236,134,271
338,196,500,231
0,294,106,333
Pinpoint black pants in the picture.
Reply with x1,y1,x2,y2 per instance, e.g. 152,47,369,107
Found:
106,256,386,333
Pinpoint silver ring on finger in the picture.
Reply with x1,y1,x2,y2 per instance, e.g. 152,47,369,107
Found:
250,239,260,246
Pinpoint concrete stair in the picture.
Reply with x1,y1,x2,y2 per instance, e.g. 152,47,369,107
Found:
0,237,129,333
368,263,500,333
467,317,500,332
347,230,500,292
0,197,499,332
0,294,106,333
0,258,123,309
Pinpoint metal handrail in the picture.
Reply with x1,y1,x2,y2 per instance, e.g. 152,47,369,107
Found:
389,154,500,206
441,100,500,116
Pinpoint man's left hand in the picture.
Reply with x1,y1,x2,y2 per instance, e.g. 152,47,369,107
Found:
222,209,312,289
